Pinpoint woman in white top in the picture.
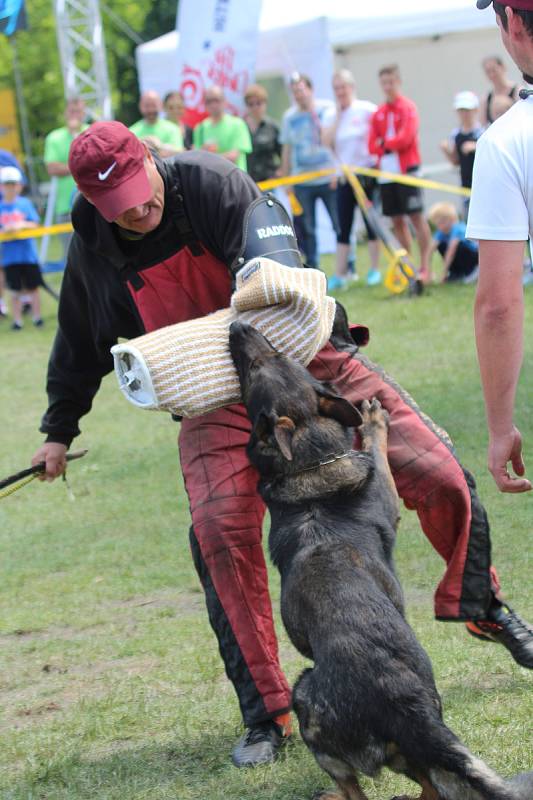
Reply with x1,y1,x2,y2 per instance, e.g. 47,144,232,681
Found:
322,69,381,288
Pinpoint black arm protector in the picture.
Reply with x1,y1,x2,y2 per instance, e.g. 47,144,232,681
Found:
230,193,304,274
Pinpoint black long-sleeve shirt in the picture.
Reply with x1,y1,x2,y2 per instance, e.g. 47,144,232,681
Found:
40,150,260,445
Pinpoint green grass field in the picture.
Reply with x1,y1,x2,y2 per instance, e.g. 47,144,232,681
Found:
1,253,532,800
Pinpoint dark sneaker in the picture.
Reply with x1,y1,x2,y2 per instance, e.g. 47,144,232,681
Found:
231,720,288,768
466,601,533,669
33,318,44,327
11,321,23,331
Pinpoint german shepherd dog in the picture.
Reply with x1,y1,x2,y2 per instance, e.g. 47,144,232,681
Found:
229,320,533,800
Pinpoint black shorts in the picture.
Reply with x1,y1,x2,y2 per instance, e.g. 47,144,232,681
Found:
437,240,478,281
336,176,378,244
4,262,42,292
380,167,424,218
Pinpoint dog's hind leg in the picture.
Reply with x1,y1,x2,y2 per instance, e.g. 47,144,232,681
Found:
336,775,370,799
312,755,369,800
391,776,441,800
359,398,399,518
312,773,369,800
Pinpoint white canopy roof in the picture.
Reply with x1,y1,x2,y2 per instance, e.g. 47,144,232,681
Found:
138,1,494,63
258,1,492,42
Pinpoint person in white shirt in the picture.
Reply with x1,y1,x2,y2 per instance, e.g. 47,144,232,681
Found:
323,69,382,288
467,0,533,494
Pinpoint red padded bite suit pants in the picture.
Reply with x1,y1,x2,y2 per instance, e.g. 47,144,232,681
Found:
179,342,499,726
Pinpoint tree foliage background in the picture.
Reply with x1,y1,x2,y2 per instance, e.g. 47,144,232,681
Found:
0,0,178,180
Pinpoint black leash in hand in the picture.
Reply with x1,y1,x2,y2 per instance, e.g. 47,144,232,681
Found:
0,449,88,499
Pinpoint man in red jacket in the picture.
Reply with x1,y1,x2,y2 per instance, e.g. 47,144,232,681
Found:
369,64,432,282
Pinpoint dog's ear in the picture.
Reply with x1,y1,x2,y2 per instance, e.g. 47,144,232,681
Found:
274,416,296,461
253,411,295,460
316,387,363,428
254,410,274,442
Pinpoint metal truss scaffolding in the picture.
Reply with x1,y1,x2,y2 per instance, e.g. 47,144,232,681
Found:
54,0,112,120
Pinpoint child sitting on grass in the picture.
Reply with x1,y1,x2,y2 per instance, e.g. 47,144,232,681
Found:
0,166,43,330
428,202,479,284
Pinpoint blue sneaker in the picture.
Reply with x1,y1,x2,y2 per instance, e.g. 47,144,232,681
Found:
327,275,347,291
366,268,382,286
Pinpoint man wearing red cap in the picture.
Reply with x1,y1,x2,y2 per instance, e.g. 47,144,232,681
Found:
31,119,533,768
468,1,533,488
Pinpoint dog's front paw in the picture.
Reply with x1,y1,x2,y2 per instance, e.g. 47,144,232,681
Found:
360,397,389,430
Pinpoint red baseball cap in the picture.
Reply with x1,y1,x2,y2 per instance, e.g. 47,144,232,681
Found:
68,121,153,222
477,0,533,9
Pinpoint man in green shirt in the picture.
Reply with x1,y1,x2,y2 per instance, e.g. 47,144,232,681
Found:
44,97,89,258
129,91,184,156
193,86,252,172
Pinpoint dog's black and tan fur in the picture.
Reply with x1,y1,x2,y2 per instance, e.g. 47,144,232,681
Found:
229,321,532,800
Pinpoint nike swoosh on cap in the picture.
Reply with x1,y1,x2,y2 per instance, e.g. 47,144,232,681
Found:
98,162,117,181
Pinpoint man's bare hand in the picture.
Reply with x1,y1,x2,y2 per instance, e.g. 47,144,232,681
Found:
488,427,532,493
31,442,68,482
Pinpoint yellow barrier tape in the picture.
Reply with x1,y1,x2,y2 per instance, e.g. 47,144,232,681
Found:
353,165,471,197
0,165,467,243
0,222,72,242
258,169,336,191
258,165,471,197
340,165,422,296
340,165,369,211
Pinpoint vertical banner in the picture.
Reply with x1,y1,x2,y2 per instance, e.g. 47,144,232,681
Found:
0,88,23,160
176,0,263,125
0,0,27,35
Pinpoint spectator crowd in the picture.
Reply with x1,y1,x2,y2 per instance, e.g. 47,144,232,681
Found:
1,53,531,330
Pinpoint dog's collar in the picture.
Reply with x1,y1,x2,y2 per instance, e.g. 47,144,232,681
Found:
294,449,357,474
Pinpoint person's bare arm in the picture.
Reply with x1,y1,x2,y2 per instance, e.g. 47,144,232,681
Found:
474,239,531,492
2,220,38,232
219,149,240,163
441,237,459,281
280,143,291,177
480,95,490,127
321,112,339,149
440,139,459,166
460,140,477,156
46,162,71,177
280,143,293,193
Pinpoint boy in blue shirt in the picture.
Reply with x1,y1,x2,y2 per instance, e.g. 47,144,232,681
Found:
0,166,43,329
429,202,479,283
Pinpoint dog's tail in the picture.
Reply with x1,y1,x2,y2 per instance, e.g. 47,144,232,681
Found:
507,771,533,799
399,715,531,800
